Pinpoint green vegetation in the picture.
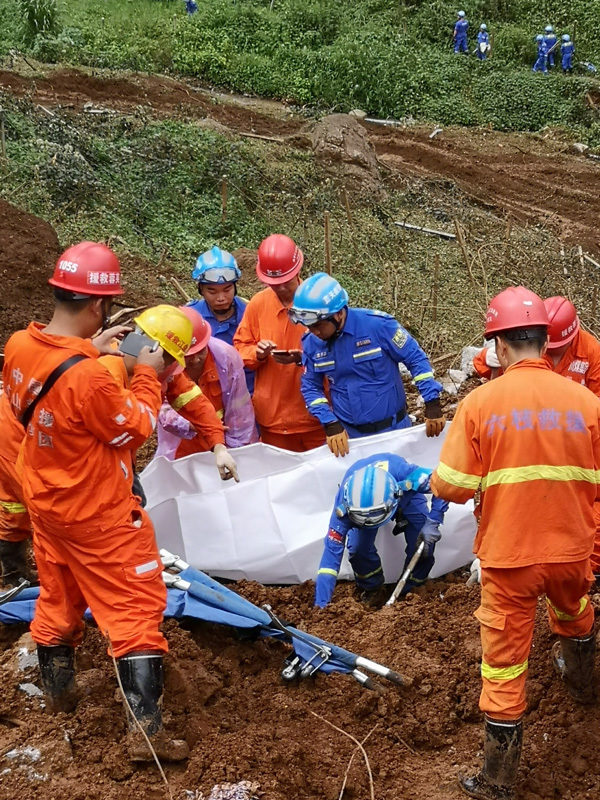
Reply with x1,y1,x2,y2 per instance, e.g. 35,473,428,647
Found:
1,0,600,136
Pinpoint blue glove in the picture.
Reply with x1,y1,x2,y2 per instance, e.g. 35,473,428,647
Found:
400,468,432,493
420,518,441,546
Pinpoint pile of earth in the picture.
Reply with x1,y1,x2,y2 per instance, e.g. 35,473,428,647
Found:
1,577,600,800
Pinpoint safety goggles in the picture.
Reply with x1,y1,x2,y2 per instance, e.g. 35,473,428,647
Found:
192,266,239,284
287,308,331,327
347,504,393,528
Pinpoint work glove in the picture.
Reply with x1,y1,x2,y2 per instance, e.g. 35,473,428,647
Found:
399,467,432,493
424,399,446,438
420,518,442,547
484,342,500,368
466,557,481,586
324,421,350,458
214,444,240,482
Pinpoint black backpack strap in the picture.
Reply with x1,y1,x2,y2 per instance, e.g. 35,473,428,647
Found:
21,354,89,430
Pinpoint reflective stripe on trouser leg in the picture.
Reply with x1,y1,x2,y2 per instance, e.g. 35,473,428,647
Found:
477,566,540,720
544,559,595,638
347,528,384,591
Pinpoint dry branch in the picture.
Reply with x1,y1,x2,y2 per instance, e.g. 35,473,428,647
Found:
309,711,375,800
170,276,191,302
394,221,456,240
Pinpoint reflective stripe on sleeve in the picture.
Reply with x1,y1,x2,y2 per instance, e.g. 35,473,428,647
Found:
413,371,434,382
0,501,27,514
171,385,203,410
318,568,339,577
481,465,600,491
216,409,224,419
436,462,481,490
309,398,329,407
546,596,588,621
481,659,528,681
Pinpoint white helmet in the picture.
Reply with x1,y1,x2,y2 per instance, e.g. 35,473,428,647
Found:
458,10,466,17
480,23,487,30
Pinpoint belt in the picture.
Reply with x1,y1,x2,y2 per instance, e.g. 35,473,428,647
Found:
349,406,407,435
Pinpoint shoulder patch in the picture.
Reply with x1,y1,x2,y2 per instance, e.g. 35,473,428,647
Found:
392,326,409,348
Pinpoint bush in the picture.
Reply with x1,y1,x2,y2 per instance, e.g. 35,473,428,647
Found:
18,0,59,46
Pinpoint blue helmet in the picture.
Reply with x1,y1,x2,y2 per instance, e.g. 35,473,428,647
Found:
562,34,570,42
192,246,241,284
337,466,401,528
536,34,544,42
545,25,554,34
480,23,487,30
457,10,465,17
288,272,349,326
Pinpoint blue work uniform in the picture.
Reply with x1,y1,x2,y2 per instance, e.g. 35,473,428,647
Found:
544,33,557,67
187,296,254,395
561,41,575,72
533,40,549,73
314,453,449,607
477,31,490,60
454,19,469,53
185,0,198,14
301,308,442,439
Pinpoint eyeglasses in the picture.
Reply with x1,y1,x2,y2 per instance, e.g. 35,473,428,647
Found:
287,308,331,326
347,505,393,528
192,266,239,284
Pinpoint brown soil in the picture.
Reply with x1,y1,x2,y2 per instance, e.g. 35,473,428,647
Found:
2,68,600,252
2,580,600,800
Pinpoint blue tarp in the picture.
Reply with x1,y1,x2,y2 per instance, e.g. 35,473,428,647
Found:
0,573,352,677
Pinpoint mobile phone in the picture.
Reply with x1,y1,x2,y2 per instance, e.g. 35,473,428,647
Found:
272,349,290,356
118,332,159,358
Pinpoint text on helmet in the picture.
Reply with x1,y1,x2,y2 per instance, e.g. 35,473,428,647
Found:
87,271,121,286
59,259,79,273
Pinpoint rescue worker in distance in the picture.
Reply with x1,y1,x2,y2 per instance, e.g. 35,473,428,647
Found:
544,25,557,68
290,273,445,458
532,34,549,73
233,234,326,452
2,243,191,762
477,24,490,60
561,34,575,74
156,306,257,458
454,10,469,53
315,455,448,607
186,246,253,394
431,286,600,800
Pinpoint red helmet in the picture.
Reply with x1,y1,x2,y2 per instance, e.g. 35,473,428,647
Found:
544,296,580,350
49,241,123,296
256,234,303,285
179,306,211,355
484,287,548,338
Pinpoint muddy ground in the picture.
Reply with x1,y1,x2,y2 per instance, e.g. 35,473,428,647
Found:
2,65,600,800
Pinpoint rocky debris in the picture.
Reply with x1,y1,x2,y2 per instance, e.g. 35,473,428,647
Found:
460,346,483,377
310,113,385,196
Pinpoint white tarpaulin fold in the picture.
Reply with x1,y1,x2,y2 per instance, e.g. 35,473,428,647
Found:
141,423,477,585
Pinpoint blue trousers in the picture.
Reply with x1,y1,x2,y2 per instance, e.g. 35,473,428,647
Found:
477,47,487,60
532,55,548,73
454,37,468,53
562,55,573,71
347,526,436,595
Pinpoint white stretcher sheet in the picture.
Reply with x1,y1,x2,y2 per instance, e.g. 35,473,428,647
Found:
141,423,477,584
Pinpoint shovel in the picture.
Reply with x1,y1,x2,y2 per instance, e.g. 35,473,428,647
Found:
385,537,426,606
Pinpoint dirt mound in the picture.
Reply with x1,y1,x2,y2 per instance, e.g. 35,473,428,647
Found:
2,578,600,799
0,199,61,344
311,114,385,196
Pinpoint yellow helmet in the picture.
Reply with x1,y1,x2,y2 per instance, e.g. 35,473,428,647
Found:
134,305,193,366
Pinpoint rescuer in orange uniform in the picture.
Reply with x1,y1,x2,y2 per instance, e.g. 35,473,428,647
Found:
472,296,600,393
3,243,190,762
100,306,240,480
431,287,600,800
156,306,257,458
233,234,326,452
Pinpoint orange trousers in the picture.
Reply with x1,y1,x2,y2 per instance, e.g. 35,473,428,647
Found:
477,561,594,720
30,508,167,659
260,428,325,453
0,455,30,544
591,502,600,574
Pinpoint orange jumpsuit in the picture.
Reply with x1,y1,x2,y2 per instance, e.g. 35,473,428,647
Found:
175,350,224,456
233,287,325,452
431,359,600,720
3,323,164,659
473,331,600,573
0,392,29,542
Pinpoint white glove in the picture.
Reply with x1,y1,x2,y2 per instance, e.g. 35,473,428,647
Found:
214,444,240,482
466,557,481,586
484,342,500,369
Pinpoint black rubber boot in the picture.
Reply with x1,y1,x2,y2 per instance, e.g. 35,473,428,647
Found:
117,651,189,762
0,540,35,588
459,717,522,800
552,632,597,704
37,644,79,713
